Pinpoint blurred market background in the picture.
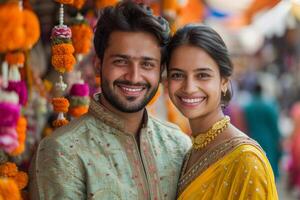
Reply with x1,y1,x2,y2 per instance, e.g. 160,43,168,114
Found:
0,0,300,199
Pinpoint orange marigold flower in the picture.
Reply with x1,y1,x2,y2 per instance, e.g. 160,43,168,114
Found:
51,54,76,73
0,178,21,200
16,117,27,139
0,162,18,177
69,106,89,118
9,144,25,157
13,171,28,190
0,2,25,53
5,52,25,66
53,119,69,128
71,24,93,54
22,9,40,50
72,0,86,10
52,43,75,55
54,0,74,4
52,97,70,113
94,0,118,9
10,116,27,156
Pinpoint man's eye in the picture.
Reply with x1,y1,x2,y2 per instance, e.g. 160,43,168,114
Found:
169,73,184,80
113,59,127,65
142,62,155,68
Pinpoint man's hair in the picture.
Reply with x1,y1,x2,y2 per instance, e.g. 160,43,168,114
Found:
93,1,170,65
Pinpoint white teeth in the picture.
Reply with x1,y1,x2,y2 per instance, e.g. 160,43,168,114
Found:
181,97,203,103
122,87,143,92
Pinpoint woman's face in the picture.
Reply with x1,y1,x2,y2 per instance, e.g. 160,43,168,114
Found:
167,44,228,120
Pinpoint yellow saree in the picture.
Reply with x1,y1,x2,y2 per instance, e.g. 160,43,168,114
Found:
177,137,278,200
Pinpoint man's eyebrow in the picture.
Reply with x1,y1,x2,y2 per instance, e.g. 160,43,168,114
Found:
110,54,159,62
110,54,130,59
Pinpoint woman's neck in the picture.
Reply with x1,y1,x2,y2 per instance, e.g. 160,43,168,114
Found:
189,110,225,137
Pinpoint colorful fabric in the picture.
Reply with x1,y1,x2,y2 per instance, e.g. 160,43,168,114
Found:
29,93,191,200
243,95,282,178
177,137,278,200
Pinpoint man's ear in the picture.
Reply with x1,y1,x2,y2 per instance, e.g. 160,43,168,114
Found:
93,56,101,75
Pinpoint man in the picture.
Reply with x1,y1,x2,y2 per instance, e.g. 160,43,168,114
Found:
29,1,191,199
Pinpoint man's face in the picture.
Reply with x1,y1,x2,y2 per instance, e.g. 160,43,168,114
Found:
100,31,161,113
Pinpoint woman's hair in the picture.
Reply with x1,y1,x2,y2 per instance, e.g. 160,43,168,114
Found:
93,1,170,65
166,24,233,106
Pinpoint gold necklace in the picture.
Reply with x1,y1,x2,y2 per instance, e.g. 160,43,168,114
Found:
191,116,230,150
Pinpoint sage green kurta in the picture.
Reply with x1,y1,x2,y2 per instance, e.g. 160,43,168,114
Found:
29,94,191,200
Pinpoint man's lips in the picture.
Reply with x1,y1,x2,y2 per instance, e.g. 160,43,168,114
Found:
117,84,146,97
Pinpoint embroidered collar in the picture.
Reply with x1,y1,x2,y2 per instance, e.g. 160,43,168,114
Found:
88,93,149,133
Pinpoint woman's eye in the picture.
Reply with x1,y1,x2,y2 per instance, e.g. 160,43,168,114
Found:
197,73,210,79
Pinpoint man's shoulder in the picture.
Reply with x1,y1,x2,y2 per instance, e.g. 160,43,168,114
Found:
43,114,97,146
149,116,191,141
149,115,181,131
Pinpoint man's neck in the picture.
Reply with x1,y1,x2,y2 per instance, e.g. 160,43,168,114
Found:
99,94,145,136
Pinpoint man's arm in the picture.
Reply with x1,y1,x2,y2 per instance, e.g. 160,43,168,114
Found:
29,137,85,200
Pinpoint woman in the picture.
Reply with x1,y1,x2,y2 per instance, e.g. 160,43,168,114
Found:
166,24,278,200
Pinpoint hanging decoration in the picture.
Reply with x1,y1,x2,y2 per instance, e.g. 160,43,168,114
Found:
0,162,28,191
9,116,27,156
50,1,76,128
70,13,93,62
0,90,20,154
94,0,118,10
0,2,24,53
68,72,90,118
71,0,86,10
0,177,21,200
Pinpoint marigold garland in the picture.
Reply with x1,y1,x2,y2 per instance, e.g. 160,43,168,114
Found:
52,119,69,128
70,24,92,55
0,162,18,177
9,144,25,157
22,9,40,50
52,43,74,55
6,81,28,106
51,55,76,73
69,106,89,118
54,0,74,4
94,0,118,9
0,178,21,200
0,2,24,53
13,171,28,190
10,116,27,156
51,25,75,73
71,0,86,10
52,97,70,113
5,52,25,66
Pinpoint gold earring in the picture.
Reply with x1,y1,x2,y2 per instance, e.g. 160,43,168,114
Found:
222,89,227,97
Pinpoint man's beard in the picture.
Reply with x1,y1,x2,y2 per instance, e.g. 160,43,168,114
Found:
101,79,159,113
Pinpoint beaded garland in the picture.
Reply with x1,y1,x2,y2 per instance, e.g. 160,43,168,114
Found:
191,116,230,150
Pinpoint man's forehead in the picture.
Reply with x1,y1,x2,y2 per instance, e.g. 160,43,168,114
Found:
104,31,161,61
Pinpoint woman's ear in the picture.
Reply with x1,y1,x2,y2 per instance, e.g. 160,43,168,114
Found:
221,78,229,93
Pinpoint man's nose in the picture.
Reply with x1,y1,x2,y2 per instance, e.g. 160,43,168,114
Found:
124,63,141,84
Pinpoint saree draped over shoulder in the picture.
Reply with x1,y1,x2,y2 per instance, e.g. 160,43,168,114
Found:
177,137,278,200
